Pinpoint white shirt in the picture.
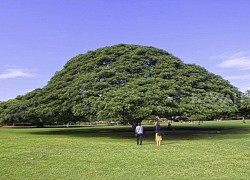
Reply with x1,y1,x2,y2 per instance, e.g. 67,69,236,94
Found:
135,125,143,134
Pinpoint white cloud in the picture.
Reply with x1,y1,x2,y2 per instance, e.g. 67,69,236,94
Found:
0,68,36,80
215,51,250,70
226,74,250,80
238,84,250,92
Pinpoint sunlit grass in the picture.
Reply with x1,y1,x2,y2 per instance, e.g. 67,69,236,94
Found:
0,120,249,179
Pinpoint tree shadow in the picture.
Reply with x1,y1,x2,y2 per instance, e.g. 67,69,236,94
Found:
29,124,250,141
164,125,250,141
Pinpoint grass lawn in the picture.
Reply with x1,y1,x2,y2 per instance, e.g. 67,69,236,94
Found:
0,120,249,180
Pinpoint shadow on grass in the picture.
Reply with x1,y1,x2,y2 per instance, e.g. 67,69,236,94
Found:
28,123,250,141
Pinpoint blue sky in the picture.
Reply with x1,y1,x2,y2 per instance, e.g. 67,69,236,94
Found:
1,0,250,101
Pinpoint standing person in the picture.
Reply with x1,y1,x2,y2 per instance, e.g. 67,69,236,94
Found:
135,122,143,145
155,121,162,146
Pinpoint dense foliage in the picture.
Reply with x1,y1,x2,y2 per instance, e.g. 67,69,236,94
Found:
0,44,245,127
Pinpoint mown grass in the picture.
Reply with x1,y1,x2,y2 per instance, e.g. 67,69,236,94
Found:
0,120,249,180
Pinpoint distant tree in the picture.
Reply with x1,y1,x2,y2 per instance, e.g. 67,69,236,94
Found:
0,102,4,125
245,90,250,98
238,90,250,119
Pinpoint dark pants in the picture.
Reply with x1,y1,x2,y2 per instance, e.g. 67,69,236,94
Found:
136,134,143,145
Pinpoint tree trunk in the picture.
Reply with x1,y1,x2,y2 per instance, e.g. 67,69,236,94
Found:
35,121,44,128
129,119,141,130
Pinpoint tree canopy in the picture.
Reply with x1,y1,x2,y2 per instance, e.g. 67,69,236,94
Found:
0,44,244,127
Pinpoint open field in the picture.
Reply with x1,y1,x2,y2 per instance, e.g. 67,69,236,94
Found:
1,120,249,180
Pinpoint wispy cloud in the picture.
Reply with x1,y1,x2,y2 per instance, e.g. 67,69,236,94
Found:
224,74,250,92
214,51,250,70
238,84,250,92
0,68,36,80
226,74,250,80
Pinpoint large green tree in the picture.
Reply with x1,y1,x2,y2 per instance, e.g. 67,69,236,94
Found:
0,44,241,127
